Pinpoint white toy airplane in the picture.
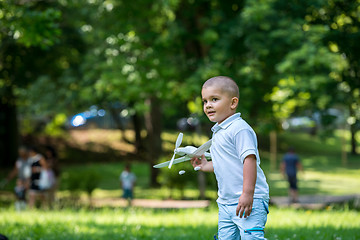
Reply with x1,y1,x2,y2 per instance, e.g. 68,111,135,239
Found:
153,132,212,169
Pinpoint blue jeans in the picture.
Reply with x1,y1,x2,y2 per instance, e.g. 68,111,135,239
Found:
217,198,269,240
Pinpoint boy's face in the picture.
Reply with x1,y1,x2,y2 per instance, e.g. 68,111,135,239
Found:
201,85,238,124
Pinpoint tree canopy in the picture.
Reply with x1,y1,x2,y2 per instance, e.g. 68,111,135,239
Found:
1,0,359,168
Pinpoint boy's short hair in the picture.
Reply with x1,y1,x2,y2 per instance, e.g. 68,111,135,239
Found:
202,76,239,98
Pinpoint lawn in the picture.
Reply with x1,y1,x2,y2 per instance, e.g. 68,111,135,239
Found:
1,129,360,240
1,207,359,240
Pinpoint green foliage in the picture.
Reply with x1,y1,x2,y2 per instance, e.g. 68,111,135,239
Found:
267,0,360,144
2,0,360,170
83,171,101,197
61,170,101,200
62,172,82,199
0,0,87,168
0,1,62,48
157,156,197,198
44,113,67,137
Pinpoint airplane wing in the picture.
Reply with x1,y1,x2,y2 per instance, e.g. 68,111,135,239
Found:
192,139,212,157
153,156,190,168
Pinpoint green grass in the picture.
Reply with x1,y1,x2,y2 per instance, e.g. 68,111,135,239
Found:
1,207,359,240
266,207,360,240
1,130,360,239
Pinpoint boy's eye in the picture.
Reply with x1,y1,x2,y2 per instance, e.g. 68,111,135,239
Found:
212,98,218,102
203,100,207,104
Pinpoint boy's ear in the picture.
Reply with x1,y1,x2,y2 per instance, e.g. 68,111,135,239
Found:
231,97,239,110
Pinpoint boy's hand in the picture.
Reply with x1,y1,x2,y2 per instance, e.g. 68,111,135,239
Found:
237,154,256,218
236,193,253,218
190,155,214,172
191,154,206,168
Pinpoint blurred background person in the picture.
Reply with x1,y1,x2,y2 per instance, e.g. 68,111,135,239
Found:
1,146,31,211
120,163,136,206
281,147,303,204
28,146,49,209
14,178,27,211
44,145,60,207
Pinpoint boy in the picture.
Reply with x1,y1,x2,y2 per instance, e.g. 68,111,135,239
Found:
2,146,31,210
191,76,269,240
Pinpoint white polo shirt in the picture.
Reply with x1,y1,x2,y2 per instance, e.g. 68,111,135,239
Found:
210,113,269,204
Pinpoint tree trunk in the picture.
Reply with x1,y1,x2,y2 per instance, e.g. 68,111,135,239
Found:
350,121,358,155
349,106,359,155
144,97,163,186
132,112,145,154
341,125,348,166
270,130,277,171
197,171,206,199
0,92,19,168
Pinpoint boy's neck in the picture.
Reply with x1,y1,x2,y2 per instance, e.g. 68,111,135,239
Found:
216,112,238,124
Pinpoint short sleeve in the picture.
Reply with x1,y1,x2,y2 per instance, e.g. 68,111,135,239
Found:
234,129,257,163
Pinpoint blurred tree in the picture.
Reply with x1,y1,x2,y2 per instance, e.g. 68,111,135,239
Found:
4,0,359,172
269,0,359,154
0,0,86,167
77,0,184,185
315,0,360,154
0,0,62,167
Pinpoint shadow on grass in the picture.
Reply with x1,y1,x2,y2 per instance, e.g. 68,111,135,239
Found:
62,143,137,164
0,191,14,208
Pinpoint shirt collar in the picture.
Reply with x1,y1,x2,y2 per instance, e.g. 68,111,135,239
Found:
211,112,241,133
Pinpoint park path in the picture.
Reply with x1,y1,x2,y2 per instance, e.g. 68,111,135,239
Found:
91,198,211,209
91,194,360,209
2,190,359,209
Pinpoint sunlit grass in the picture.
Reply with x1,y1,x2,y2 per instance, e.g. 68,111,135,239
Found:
1,207,359,240
1,208,218,240
267,167,360,196
266,207,360,240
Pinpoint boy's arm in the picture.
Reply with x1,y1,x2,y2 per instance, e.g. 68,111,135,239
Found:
191,155,214,172
236,154,257,218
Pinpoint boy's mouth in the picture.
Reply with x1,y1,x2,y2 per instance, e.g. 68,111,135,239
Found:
207,110,216,116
